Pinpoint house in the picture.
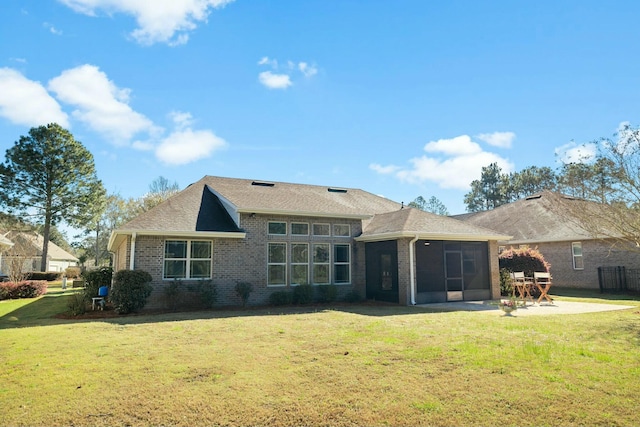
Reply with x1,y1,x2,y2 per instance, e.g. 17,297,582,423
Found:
0,233,13,279
1,231,79,274
456,191,640,290
108,176,511,308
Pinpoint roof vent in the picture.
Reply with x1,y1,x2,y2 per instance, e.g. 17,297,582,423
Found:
328,187,348,193
251,181,275,187
525,194,542,200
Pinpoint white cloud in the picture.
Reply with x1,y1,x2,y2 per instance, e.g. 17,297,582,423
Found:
298,62,318,78
555,141,597,164
58,0,235,46
168,110,194,130
43,22,63,35
156,129,227,165
258,71,292,90
476,131,515,148
48,64,156,144
0,68,69,127
372,134,515,190
257,56,318,89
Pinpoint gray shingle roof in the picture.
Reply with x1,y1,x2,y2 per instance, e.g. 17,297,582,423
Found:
456,191,596,243
7,231,78,261
359,207,511,241
120,175,403,232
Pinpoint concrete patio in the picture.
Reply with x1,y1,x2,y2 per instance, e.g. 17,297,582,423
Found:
417,300,636,316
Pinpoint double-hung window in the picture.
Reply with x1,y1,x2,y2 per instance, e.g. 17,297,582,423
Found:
268,243,287,286
312,243,330,284
572,242,584,270
164,240,212,279
291,243,309,285
334,244,351,284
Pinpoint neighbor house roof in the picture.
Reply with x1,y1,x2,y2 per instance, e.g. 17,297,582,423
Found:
456,191,600,244
357,207,512,242
0,233,13,248
6,231,78,261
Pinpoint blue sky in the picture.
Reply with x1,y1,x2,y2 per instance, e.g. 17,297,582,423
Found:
1,1,639,217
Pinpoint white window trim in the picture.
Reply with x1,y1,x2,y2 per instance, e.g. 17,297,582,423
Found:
163,240,213,280
291,222,310,236
333,224,351,237
268,221,287,236
312,243,331,285
333,243,351,285
572,242,584,270
267,242,287,287
291,243,309,286
312,223,331,237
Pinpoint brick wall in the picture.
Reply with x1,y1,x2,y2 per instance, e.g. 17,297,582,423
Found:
517,239,640,289
127,213,364,309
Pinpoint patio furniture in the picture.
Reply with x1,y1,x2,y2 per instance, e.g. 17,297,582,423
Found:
92,286,109,310
511,271,534,304
533,272,553,303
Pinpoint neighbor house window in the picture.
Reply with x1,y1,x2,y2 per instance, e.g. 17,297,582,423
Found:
291,223,309,236
572,242,584,270
334,244,351,284
268,221,287,235
268,243,287,286
164,240,212,279
291,243,309,285
312,223,330,237
312,243,330,284
333,224,350,237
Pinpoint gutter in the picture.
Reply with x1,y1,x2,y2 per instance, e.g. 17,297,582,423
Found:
409,234,419,305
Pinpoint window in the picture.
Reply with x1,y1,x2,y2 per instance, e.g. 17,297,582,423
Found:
291,223,309,236
268,221,287,235
572,242,584,270
291,243,309,285
312,223,330,236
164,240,212,279
268,243,287,286
333,224,350,237
334,244,351,284
312,243,330,284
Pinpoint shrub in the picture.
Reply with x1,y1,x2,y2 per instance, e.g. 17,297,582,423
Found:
110,270,153,314
0,281,48,300
26,272,61,281
499,246,550,277
194,280,218,309
316,284,338,303
235,282,253,307
164,280,181,311
344,289,361,303
67,291,86,316
293,284,314,304
499,268,514,296
65,267,82,279
269,291,293,306
82,267,113,302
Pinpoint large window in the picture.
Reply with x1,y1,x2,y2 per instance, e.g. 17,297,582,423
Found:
333,224,350,237
268,243,287,286
291,223,309,236
572,242,584,270
312,223,330,237
164,240,212,280
334,244,351,284
313,243,330,284
291,243,309,285
268,222,287,235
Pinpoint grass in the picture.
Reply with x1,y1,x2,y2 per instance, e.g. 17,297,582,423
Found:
1,289,639,426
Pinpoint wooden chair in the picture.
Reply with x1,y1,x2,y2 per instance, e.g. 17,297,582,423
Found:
533,272,553,304
511,272,533,304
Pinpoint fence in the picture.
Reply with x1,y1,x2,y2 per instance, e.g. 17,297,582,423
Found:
598,266,640,293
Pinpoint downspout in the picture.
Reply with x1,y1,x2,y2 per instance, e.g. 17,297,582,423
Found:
129,233,137,270
409,234,419,305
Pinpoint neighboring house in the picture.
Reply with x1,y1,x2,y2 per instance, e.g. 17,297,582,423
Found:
0,233,14,279
456,191,640,290
108,176,510,308
1,231,79,273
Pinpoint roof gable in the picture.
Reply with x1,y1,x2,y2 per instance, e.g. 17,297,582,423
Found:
6,231,78,261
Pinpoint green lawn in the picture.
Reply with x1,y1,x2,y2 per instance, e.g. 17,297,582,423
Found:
1,289,639,426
